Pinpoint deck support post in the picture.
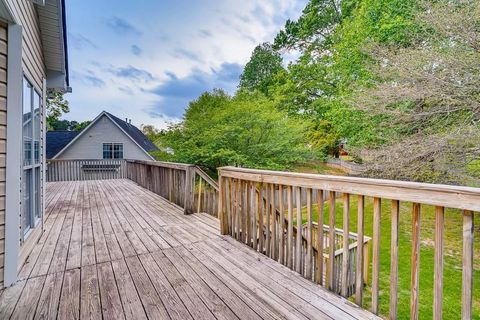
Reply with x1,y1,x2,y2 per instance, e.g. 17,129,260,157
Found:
218,175,229,235
184,165,196,214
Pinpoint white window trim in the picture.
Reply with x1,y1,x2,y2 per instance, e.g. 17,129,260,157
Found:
103,142,124,159
21,78,43,238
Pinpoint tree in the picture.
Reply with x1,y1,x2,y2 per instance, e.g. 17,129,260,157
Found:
73,121,91,131
351,0,480,185
273,0,343,52
239,43,284,95
161,90,313,174
46,92,69,130
141,124,161,142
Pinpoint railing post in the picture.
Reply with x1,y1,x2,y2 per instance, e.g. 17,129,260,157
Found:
218,175,228,234
184,165,195,214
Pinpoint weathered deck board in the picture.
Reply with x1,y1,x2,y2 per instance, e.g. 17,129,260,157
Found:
0,179,379,320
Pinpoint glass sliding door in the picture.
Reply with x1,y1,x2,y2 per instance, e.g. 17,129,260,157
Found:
22,78,42,239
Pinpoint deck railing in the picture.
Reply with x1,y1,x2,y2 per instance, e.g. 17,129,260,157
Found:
218,166,479,320
126,160,218,217
46,159,127,181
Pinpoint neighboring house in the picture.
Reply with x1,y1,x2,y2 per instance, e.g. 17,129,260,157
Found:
0,0,70,287
45,130,79,159
47,111,158,160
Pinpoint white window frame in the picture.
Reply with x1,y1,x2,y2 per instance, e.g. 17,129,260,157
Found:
103,143,124,159
21,77,42,240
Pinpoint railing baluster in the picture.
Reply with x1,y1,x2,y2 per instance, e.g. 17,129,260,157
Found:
287,185,293,269
265,183,271,257
410,203,421,320
279,185,285,265
236,179,242,240
246,181,252,247
355,195,365,306
241,180,246,243
372,197,381,314
197,177,202,213
252,182,258,251
295,186,302,274
433,206,444,320
306,188,313,280
390,200,400,319
270,183,277,259
341,193,350,297
462,210,474,320
228,178,234,237
258,183,265,253
231,179,237,238
316,190,324,285
328,191,336,291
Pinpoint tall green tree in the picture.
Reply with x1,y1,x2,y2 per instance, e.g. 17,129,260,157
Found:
161,90,313,174
273,0,343,52
239,43,284,95
46,92,70,130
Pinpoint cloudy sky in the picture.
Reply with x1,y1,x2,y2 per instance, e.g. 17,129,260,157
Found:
65,0,307,129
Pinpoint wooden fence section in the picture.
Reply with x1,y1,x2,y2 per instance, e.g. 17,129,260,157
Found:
47,159,127,182
127,160,218,217
218,166,479,320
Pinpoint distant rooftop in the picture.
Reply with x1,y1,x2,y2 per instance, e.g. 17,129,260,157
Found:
46,130,80,159
104,112,158,153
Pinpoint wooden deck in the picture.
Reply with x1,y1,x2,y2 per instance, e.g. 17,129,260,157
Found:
0,179,377,320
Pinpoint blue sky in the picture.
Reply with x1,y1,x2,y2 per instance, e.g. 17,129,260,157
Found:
65,0,307,129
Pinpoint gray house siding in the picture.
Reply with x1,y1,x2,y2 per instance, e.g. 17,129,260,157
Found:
58,114,152,160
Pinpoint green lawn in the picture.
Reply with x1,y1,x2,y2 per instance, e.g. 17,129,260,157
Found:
300,196,479,319
293,161,347,175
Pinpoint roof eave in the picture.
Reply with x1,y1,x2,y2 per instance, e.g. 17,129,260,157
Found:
37,0,71,93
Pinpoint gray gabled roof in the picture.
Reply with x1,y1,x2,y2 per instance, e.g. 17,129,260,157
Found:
46,130,79,159
105,112,158,153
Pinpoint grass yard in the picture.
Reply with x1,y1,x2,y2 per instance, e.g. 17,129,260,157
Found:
293,161,347,175
299,196,480,319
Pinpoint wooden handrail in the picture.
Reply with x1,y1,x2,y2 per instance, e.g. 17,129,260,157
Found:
194,166,219,191
218,166,478,319
219,166,480,211
126,159,194,170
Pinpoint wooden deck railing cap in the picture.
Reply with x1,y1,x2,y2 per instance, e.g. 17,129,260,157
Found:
218,166,480,211
126,159,195,170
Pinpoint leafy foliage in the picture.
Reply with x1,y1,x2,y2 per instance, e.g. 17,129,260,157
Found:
159,90,313,174
46,92,70,130
238,43,284,95
48,119,91,132
351,0,480,185
273,0,342,52
156,0,479,186
141,124,164,143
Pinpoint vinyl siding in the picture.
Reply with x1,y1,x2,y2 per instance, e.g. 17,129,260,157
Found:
58,115,153,161
0,22,7,288
1,1,46,287
6,0,46,89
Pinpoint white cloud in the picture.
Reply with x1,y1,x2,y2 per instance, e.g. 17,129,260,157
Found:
64,0,307,129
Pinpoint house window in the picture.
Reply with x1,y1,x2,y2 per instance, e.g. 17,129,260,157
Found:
22,77,42,239
103,143,123,159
